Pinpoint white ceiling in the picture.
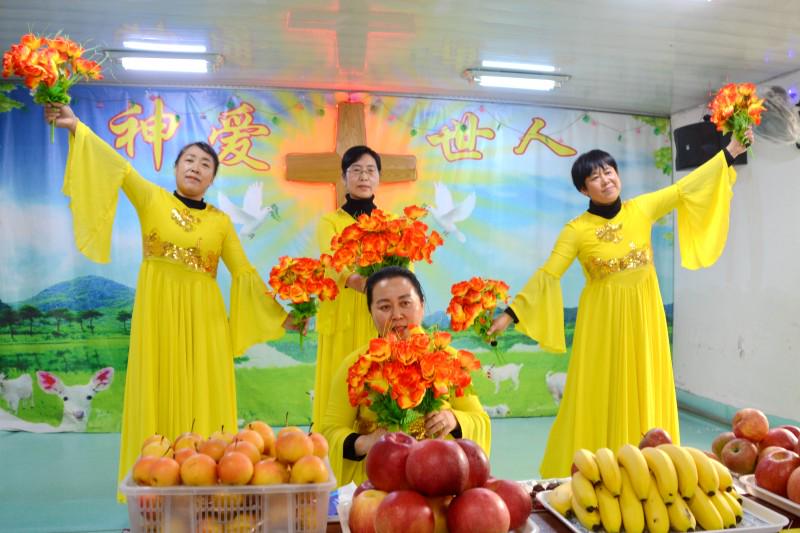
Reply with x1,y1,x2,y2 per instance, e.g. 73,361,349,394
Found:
2,0,799,116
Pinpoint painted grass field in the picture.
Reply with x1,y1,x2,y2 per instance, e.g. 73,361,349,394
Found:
0,328,574,430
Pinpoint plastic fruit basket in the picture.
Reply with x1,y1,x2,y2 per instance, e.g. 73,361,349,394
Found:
120,463,336,533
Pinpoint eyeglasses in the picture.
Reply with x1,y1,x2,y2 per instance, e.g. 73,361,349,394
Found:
346,166,379,178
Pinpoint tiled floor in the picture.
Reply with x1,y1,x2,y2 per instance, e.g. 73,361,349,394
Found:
0,411,728,533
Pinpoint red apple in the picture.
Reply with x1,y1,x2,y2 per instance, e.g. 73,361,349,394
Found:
484,479,533,530
353,479,375,499
755,449,800,496
365,432,416,492
786,467,800,504
374,490,435,533
349,489,388,533
759,446,784,462
639,427,673,449
406,439,469,497
732,408,770,442
712,431,737,459
760,428,799,452
455,439,491,490
447,488,510,533
722,438,759,475
778,425,800,441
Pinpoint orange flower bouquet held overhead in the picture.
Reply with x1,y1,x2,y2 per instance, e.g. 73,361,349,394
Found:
447,277,510,359
324,205,444,277
708,82,766,150
2,32,104,141
268,256,338,348
347,329,481,438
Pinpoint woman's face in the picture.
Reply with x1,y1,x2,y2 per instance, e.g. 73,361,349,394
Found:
343,153,380,200
369,276,424,339
174,145,216,201
580,164,621,205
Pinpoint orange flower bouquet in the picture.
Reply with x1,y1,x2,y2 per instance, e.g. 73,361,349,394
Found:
268,256,339,348
708,82,766,149
2,32,103,141
347,329,481,436
324,206,444,277
447,277,510,357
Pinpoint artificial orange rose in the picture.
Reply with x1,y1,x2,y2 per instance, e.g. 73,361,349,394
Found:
403,205,428,220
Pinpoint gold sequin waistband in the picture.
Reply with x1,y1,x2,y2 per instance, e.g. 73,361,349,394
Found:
142,230,219,277
586,243,653,280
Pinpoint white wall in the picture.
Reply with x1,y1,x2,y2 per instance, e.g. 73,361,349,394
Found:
671,75,800,421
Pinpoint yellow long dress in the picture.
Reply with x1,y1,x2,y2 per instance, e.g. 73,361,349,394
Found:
320,341,492,487
63,122,288,499
312,209,378,428
509,152,736,478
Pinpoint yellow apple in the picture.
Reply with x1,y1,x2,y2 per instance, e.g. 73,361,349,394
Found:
218,451,254,485
290,454,328,484
246,420,276,456
251,458,290,485
198,437,228,462
235,428,265,454
209,427,235,444
179,453,217,486
225,439,261,465
149,456,181,486
141,437,173,459
309,432,329,459
275,431,314,465
132,455,158,485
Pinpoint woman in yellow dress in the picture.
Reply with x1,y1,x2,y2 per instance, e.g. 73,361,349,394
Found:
321,267,490,487
44,104,300,499
489,130,753,478
312,146,385,428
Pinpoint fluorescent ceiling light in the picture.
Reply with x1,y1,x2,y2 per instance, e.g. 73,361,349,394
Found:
120,57,209,73
123,41,207,53
463,68,570,91
476,76,557,91
103,48,223,73
481,60,556,73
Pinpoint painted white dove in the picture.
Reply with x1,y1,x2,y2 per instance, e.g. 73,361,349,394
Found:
427,182,476,243
217,181,280,239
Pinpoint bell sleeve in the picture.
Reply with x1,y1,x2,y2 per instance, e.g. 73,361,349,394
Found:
633,151,736,270
222,217,287,356
63,121,156,263
508,224,579,353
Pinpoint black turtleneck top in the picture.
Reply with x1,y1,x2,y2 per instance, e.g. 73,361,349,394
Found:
173,191,206,210
341,194,377,219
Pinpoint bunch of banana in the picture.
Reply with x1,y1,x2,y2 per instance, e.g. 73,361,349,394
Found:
563,443,746,533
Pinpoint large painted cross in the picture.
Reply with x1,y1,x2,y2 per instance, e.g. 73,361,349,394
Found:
285,102,417,207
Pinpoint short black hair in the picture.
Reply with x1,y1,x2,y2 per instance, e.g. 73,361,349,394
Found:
175,142,220,176
570,149,618,191
341,145,382,175
365,266,425,309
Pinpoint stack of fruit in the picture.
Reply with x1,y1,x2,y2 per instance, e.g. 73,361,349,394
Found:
132,421,330,487
710,408,800,504
130,421,332,531
546,440,744,533
348,432,533,533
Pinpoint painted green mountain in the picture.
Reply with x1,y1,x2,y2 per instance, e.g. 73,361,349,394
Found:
14,275,135,312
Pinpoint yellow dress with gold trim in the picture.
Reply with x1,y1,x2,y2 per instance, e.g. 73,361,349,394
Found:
63,122,288,499
320,340,491,487
509,152,737,478
312,209,379,428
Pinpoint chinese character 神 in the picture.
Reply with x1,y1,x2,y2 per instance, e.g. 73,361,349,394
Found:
426,111,496,162
208,102,271,171
513,117,577,157
108,97,180,171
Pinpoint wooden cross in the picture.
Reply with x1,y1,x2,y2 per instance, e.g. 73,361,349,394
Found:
285,102,417,207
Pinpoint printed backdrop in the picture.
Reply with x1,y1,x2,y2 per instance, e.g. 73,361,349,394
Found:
0,85,674,431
